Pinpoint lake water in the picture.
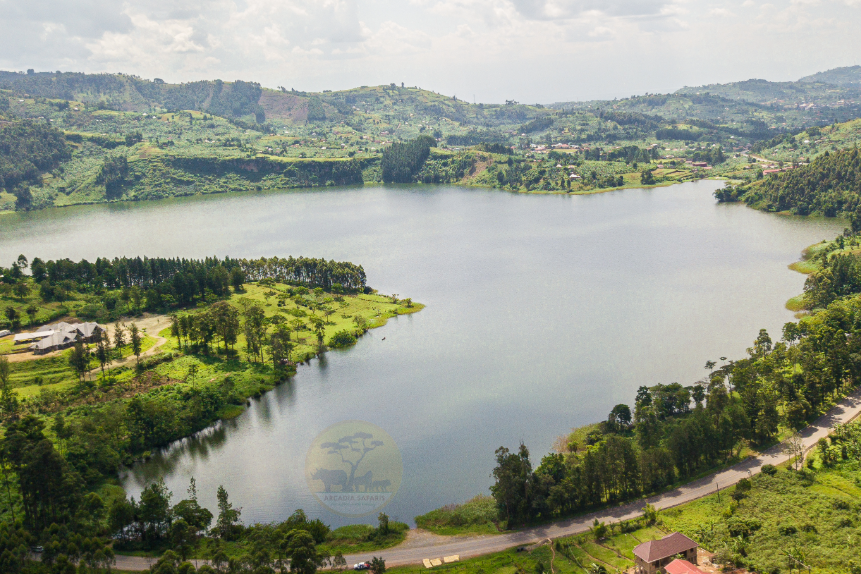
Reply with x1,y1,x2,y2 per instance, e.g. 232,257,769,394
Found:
0,182,846,527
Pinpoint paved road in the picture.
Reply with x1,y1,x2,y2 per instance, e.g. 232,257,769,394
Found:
113,388,861,571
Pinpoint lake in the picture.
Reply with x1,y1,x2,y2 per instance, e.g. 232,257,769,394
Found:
0,181,845,527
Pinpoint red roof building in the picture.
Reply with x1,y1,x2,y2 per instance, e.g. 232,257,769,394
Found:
665,559,707,574
633,532,698,574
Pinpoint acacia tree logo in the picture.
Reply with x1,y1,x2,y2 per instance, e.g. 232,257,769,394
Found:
305,421,402,516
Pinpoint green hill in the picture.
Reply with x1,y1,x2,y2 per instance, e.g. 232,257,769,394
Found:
799,65,861,87
718,147,861,216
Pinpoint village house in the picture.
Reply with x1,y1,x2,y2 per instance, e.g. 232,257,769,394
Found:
13,322,106,355
633,532,698,574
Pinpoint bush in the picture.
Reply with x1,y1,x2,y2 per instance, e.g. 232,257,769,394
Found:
727,517,762,538
761,464,777,476
415,495,499,532
329,330,357,348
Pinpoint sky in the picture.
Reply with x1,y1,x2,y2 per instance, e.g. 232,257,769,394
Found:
1,0,859,104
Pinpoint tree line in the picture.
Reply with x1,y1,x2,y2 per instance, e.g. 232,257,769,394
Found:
491,290,861,525
0,255,366,313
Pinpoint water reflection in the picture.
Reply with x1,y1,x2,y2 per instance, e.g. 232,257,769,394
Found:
0,182,847,527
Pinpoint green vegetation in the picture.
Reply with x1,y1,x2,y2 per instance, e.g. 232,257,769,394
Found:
661,422,861,573
718,147,861,216
0,248,421,574
415,495,500,535
392,427,861,574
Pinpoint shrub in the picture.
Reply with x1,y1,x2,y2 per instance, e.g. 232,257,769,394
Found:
329,330,357,348
761,464,777,476
778,524,797,535
727,517,762,538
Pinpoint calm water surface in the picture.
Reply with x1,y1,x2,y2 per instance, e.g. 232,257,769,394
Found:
0,182,845,527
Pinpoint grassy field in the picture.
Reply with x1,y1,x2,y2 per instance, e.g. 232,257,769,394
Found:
661,455,861,573
415,495,500,536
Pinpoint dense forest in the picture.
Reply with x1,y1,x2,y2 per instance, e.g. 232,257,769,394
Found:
718,147,861,216
381,135,436,183
0,121,70,205
490,234,861,525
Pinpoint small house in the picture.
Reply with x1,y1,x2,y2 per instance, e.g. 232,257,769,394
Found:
633,532,698,574
0,330,11,338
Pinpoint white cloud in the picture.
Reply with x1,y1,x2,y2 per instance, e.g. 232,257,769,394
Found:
0,0,859,102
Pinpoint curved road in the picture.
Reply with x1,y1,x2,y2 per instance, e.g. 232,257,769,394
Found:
114,388,861,571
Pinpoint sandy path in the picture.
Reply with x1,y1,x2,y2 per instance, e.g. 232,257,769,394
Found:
87,315,172,374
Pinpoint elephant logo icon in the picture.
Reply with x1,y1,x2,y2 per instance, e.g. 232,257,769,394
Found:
305,421,402,516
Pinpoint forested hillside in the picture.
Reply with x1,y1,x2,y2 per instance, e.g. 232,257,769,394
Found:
0,120,70,207
718,147,861,216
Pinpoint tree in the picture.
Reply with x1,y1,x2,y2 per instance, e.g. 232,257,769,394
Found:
210,301,240,352
230,268,245,292
310,315,325,353
168,519,197,561
783,432,805,471
1,415,83,531
242,302,267,362
331,551,347,571
12,281,30,300
270,325,294,368
94,331,112,380
215,485,241,540
113,322,126,351
377,512,390,535
283,529,325,574
370,557,386,574
608,404,632,430
642,503,658,525
68,338,91,382
0,356,17,422
24,304,37,326
490,443,533,525
130,323,142,365
139,478,173,542
4,306,20,330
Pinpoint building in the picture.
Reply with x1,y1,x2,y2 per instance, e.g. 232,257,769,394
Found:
664,559,707,574
0,330,11,338
633,532,698,574
13,322,106,355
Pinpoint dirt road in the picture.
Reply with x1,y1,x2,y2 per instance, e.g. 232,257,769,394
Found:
111,387,861,571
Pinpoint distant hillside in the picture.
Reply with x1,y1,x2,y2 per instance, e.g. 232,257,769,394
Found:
0,71,547,131
799,65,861,87
674,77,861,105
0,71,319,124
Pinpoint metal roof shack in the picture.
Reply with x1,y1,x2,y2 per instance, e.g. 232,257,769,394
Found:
664,560,707,574
633,532,698,574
